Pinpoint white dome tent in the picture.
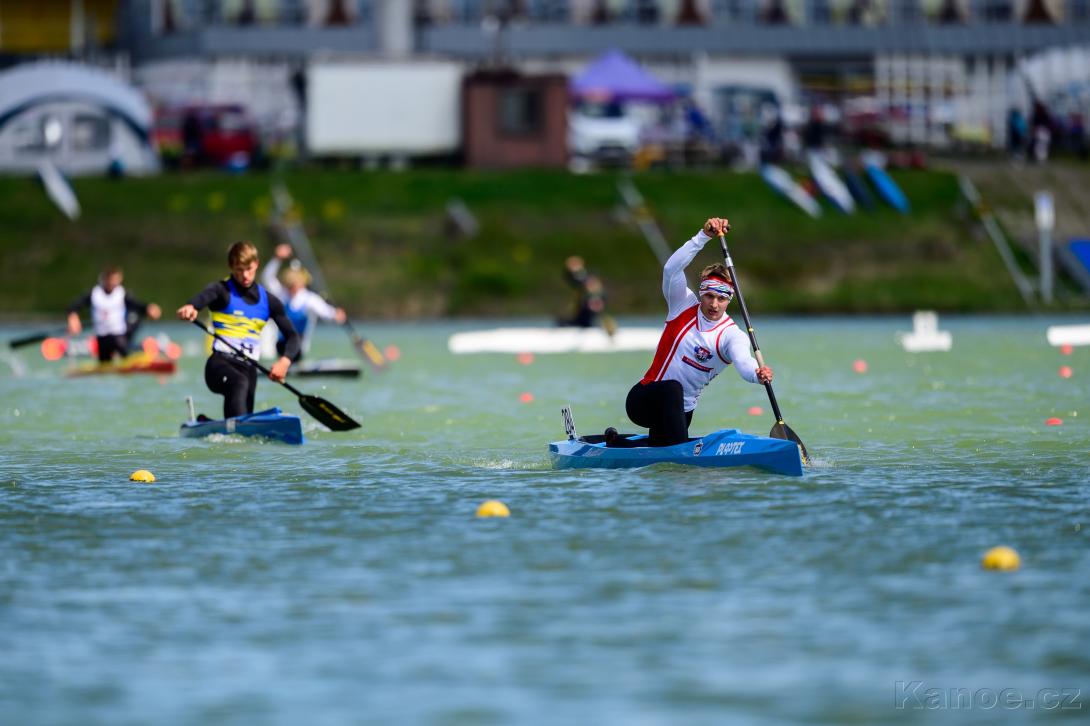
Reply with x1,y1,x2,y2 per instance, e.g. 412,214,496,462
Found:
0,62,159,176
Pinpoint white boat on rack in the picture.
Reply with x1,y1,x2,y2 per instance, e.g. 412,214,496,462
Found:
448,326,661,354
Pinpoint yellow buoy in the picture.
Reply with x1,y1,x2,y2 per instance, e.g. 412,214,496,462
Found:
129,469,156,483
476,500,510,518
982,546,1020,571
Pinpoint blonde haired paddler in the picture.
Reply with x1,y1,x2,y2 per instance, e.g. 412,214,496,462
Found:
177,241,300,418
261,243,347,361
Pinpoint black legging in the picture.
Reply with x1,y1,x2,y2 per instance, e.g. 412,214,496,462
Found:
95,334,129,363
625,380,694,447
205,352,258,418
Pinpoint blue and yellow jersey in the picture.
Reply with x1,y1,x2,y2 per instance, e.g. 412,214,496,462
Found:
211,278,270,360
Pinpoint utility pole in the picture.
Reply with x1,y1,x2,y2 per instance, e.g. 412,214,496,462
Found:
1035,191,1054,305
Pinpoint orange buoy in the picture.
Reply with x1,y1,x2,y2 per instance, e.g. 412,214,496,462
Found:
41,337,67,361
519,392,534,403
384,344,401,362
1060,343,1074,355
1059,365,1073,379
747,406,763,416
852,359,868,374
1046,417,1063,426
516,352,534,366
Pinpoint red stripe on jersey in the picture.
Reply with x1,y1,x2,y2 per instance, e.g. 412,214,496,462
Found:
715,320,737,364
641,305,698,384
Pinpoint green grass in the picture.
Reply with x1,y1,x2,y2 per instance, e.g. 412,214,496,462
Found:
0,166,1077,318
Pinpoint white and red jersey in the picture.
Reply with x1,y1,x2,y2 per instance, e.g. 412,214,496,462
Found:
639,231,760,412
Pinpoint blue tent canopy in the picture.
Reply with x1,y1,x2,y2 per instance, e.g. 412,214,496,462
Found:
570,50,675,104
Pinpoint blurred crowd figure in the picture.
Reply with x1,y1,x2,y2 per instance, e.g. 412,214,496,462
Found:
1007,102,1088,163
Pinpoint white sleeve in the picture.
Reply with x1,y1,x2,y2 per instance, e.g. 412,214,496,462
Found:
261,258,286,300
662,230,711,318
303,290,339,321
720,325,760,383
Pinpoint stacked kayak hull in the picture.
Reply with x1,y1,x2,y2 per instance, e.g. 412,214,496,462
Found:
549,428,803,476
179,407,304,445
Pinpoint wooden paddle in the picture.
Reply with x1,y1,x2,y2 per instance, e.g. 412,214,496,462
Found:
191,321,360,431
718,234,810,463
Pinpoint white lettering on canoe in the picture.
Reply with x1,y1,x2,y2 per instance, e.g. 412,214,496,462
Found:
716,441,744,455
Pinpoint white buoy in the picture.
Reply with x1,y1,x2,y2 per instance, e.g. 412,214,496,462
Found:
898,311,952,352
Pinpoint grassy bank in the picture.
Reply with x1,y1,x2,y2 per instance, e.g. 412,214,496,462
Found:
0,166,1079,318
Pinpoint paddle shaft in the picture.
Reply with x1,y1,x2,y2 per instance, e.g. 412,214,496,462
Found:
273,184,385,368
191,321,307,397
718,234,787,425
9,327,70,349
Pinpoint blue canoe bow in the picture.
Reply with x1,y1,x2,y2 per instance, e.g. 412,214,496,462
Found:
179,407,304,445
549,428,804,476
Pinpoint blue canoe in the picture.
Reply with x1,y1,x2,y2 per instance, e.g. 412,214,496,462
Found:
864,161,910,214
179,407,304,445
549,429,804,476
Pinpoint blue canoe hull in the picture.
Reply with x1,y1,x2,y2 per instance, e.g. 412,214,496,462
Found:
549,429,804,476
179,407,304,445
864,163,910,214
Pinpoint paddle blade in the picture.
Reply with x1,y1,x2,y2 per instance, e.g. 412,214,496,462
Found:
343,321,387,370
770,421,810,465
355,337,387,370
299,394,360,431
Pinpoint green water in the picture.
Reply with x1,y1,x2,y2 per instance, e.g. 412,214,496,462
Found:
2,317,1088,725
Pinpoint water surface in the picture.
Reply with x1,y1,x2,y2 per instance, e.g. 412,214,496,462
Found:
2,317,1087,725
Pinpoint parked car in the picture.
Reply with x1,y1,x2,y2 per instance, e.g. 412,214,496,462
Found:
153,104,260,169
569,102,641,165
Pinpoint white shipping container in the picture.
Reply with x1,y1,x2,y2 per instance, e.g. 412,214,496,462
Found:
306,61,463,155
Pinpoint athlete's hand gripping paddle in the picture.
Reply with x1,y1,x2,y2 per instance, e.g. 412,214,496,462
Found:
718,234,809,463
192,321,360,431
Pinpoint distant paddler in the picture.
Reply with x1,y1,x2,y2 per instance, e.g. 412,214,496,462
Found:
261,243,347,362
606,217,772,447
559,255,616,335
176,241,300,418
66,265,161,363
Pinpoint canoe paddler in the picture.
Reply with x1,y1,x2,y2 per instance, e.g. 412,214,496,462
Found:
608,217,772,447
558,255,606,328
261,243,346,362
176,241,300,418
66,265,162,363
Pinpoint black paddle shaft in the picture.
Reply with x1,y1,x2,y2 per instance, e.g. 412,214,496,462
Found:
717,235,788,424
193,321,308,396
9,326,70,350
190,320,361,431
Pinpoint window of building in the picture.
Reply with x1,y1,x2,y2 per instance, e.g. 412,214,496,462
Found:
72,114,111,151
498,87,543,136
